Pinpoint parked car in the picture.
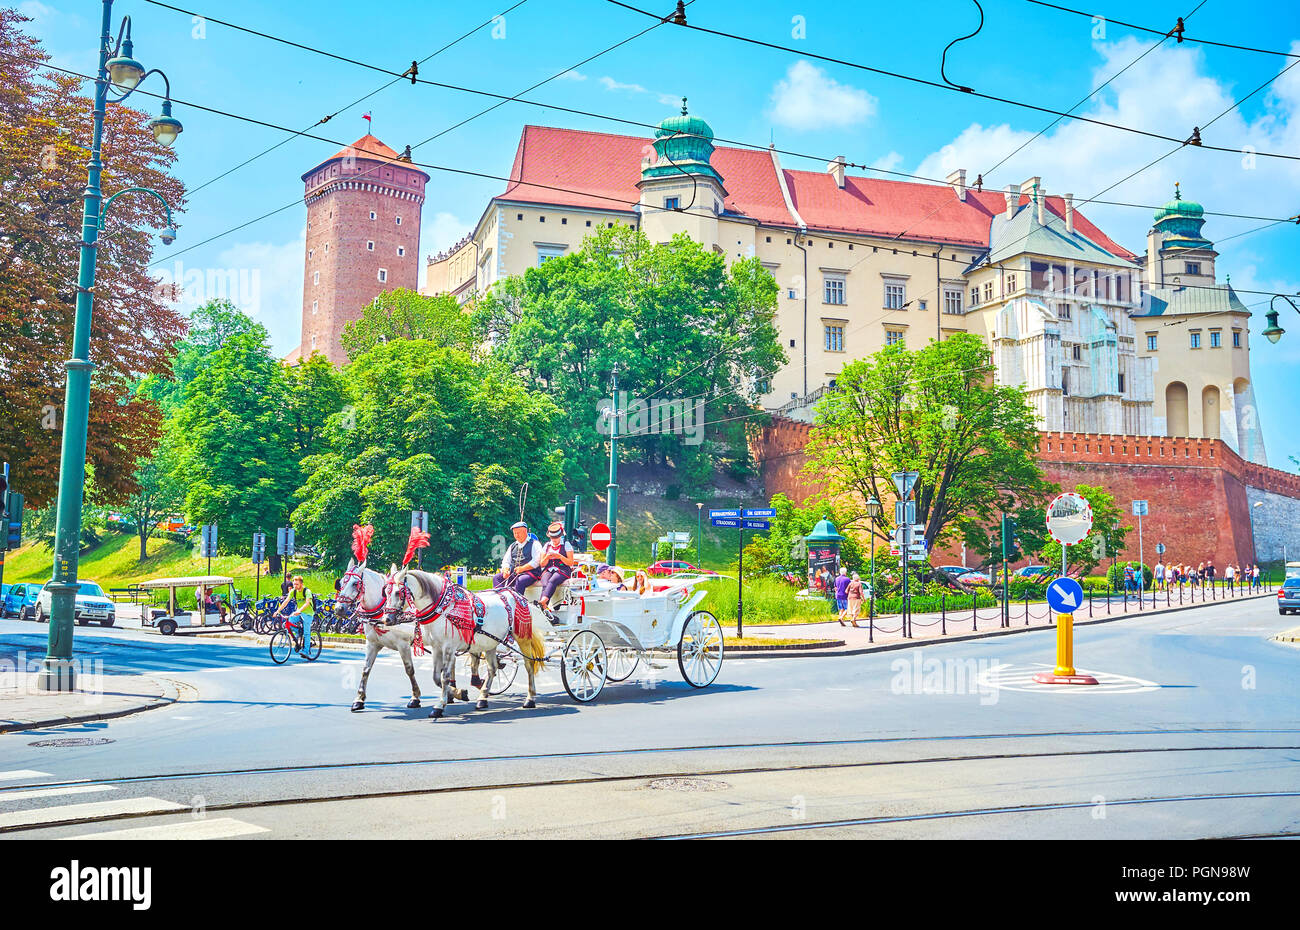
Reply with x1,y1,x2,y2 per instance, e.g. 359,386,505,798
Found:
936,565,992,586
647,560,718,577
1015,565,1053,580
34,580,116,627
1278,578,1300,615
3,582,44,621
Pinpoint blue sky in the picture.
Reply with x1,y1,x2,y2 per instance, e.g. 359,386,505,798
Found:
22,0,1300,470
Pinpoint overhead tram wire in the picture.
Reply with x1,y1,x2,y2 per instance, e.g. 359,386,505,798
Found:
603,0,1300,162
53,4,1298,225
177,0,532,198
1023,0,1300,59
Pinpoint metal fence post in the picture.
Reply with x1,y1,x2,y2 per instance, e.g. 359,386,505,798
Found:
1024,591,1030,625
941,593,946,636
972,593,977,632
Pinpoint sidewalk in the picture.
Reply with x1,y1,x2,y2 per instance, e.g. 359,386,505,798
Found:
722,587,1278,659
0,646,181,733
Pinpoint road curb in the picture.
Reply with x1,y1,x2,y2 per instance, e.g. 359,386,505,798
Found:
719,590,1278,660
0,676,181,734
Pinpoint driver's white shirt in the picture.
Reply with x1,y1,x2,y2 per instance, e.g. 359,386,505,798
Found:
500,537,544,575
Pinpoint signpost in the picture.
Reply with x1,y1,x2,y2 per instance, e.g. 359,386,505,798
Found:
708,506,780,637
1036,493,1098,685
1132,500,1148,597
251,531,266,601
276,526,295,591
891,471,920,637
199,523,218,576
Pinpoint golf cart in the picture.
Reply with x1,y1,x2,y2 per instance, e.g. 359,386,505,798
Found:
139,575,240,635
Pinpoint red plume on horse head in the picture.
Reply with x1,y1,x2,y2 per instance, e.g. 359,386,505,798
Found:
351,524,375,564
403,528,431,567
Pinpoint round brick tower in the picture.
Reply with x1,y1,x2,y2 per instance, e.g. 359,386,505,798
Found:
299,134,428,364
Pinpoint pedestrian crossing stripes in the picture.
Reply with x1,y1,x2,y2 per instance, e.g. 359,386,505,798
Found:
0,784,113,803
65,817,270,840
0,769,51,781
0,796,187,830
977,663,1161,695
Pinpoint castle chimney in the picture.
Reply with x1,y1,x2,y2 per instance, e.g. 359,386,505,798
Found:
1019,177,1042,224
1064,193,1075,234
827,155,846,189
946,168,967,202
1004,185,1017,219
1038,187,1047,225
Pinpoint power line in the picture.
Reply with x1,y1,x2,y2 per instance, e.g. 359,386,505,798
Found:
604,0,1300,161
1024,0,1300,59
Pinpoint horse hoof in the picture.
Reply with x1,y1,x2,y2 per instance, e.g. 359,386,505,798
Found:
455,689,469,702
470,674,483,689
429,707,443,719
351,701,364,712
522,699,536,709
476,699,489,711
407,698,420,709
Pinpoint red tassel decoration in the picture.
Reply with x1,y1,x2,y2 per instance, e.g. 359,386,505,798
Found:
352,524,375,563
402,528,431,567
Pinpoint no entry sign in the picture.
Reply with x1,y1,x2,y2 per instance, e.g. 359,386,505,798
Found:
589,522,612,551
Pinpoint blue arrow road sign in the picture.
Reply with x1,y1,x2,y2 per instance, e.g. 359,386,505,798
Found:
710,517,741,528
710,509,740,519
742,519,770,531
743,508,776,519
1046,577,1085,614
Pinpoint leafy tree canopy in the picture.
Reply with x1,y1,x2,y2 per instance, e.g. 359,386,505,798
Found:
340,288,479,360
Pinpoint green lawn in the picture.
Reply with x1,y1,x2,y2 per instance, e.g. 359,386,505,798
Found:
583,492,770,572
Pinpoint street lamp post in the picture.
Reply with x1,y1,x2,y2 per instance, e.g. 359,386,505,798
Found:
696,502,703,571
865,496,882,621
39,3,182,691
1261,295,1297,344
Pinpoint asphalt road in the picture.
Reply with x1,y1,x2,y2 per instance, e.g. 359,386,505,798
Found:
0,595,1296,838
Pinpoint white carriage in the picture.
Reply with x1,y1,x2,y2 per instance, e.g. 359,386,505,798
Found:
483,567,724,703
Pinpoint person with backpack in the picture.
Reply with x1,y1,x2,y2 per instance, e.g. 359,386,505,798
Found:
276,575,316,657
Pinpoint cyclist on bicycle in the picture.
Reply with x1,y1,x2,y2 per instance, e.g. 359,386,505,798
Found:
276,575,316,657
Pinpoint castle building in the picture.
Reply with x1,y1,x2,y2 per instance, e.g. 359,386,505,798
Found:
295,134,428,365
414,105,1265,464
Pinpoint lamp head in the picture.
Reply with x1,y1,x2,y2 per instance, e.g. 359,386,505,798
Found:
160,224,177,245
106,53,145,92
149,99,182,147
1262,309,1285,344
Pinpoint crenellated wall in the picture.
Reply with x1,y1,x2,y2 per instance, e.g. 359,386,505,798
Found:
754,418,1300,567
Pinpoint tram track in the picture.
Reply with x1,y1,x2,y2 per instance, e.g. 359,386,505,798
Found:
4,737,1298,835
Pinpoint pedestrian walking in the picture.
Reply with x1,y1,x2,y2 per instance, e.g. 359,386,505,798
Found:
1206,560,1216,589
834,567,851,622
1197,562,1206,587
845,572,864,628
1225,563,1236,590
1253,564,1261,588
1154,560,1165,590
1123,563,1135,594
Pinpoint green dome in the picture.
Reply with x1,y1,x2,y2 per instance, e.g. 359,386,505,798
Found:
641,97,725,187
1153,184,1204,225
805,518,844,545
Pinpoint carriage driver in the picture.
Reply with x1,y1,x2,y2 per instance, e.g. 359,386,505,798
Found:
493,521,544,596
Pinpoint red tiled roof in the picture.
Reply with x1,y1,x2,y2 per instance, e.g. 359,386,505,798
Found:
331,133,400,162
497,125,1135,260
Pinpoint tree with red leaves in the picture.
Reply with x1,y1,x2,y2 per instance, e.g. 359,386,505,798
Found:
0,8,186,509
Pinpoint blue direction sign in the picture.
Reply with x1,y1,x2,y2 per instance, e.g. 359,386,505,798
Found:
1046,576,1085,614
743,519,770,531
743,508,777,519
710,509,740,519
711,517,741,528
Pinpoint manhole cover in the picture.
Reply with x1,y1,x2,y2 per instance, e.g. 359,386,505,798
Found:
645,777,730,792
28,737,115,747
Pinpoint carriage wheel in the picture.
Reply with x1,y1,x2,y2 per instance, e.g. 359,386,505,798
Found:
678,610,723,688
561,630,607,703
605,647,640,683
489,652,519,695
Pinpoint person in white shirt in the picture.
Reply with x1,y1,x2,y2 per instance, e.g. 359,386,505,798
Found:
493,521,544,596
1154,561,1165,589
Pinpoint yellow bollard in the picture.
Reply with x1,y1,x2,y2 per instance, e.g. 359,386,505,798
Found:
1054,611,1075,677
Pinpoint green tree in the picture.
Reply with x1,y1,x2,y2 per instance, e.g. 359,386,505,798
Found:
122,438,184,561
805,333,1050,552
1040,484,1128,577
476,226,784,496
340,288,478,360
284,352,349,462
169,329,298,553
137,299,267,416
291,341,564,571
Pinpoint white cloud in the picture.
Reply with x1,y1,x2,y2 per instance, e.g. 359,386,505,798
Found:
767,60,877,131
600,76,648,95
425,211,470,254
870,151,905,173
555,70,587,82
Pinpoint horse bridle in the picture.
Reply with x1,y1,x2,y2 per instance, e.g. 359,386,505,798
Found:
338,565,393,622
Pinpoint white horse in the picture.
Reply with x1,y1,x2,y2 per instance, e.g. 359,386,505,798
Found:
384,567,546,719
336,558,445,713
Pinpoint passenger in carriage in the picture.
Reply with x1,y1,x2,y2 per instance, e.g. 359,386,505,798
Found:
592,563,627,590
493,521,544,596
538,522,577,610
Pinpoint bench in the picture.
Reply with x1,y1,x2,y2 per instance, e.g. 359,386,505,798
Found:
109,585,145,604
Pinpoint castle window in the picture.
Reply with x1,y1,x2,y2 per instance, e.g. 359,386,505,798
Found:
367,241,375,251
324,243,329,254
313,272,319,285
1186,262,1200,275
308,249,314,260
1062,370,1069,395
918,300,927,311
823,275,846,305
884,282,906,309
586,220,592,227
790,338,796,348
378,269,388,283
943,288,963,315
396,216,402,226
310,334,316,349
824,324,844,352
1071,344,1081,361
1006,273,1016,293
561,217,567,224
608,222,614,228
983,282,993,303
849,244,854,250
1118,373,1126,393
1233,330,1242,347
397,247,405,257
885,329,905,346
1190,331,1201,349
970,288,979,307
312,300,318,315
1147,334,1157,351
1058,303,1071,320
539,216,545,223
765,236,772,243
788,289,797,300
537,245,565,266
517,214,523,220
664,197,680,210
1210,330,1221,348
369,211,376,220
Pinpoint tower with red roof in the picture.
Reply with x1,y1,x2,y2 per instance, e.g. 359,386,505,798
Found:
298,134,428,365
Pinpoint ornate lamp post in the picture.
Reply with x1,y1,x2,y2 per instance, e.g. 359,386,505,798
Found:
1261,295,1297,344
865,497,882,619
39,3,182,691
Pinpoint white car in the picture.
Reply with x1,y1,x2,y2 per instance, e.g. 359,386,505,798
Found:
34,580,117,627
